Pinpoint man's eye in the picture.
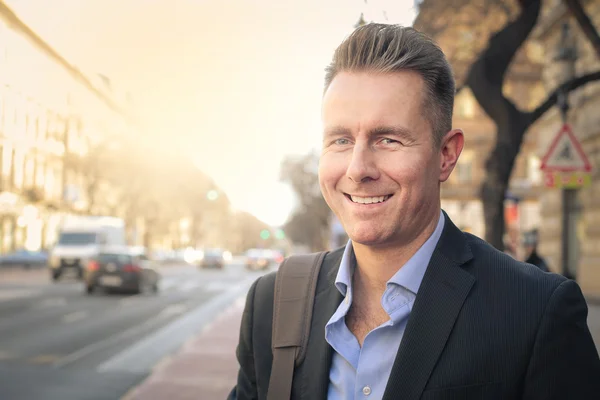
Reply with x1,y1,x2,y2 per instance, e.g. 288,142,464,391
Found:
334,138,350,145
381,138,400,145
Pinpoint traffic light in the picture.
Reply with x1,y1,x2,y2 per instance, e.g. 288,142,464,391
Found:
275,229,285,240
260,229,271,240
207,190,219,201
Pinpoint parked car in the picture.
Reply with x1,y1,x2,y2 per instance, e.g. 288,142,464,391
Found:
84,246,160,294
0,249,48,269
198,248,229,269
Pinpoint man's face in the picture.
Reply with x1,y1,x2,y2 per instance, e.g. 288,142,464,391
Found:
319,71,460,247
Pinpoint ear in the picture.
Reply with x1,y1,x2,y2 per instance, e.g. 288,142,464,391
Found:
439,129,464,183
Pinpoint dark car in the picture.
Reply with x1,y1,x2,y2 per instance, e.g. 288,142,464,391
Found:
84,247,160,294
199,248,228,269
0,249,48,269
245,249,272,271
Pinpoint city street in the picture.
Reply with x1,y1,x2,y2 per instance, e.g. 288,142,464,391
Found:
1,262,600,400
0,260,270,400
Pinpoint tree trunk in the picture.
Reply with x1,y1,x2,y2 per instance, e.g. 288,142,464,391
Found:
465,0,541,250
481,111,530,250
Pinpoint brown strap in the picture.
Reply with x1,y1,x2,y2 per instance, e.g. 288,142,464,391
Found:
266,347,295,400
267,252,327,400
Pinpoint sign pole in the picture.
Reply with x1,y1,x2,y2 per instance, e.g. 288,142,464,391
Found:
556,22,577,279
558,92,576,279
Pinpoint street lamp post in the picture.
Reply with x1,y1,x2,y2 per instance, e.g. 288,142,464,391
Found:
555,22,578,279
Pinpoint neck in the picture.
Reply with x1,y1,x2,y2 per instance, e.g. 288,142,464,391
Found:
352,210,441,300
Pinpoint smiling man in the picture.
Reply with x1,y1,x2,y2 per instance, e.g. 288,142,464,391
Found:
229,24,600,400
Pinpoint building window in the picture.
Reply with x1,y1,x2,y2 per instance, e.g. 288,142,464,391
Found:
35,159,45,189
24,155,35,188
3,92,13,135
46,111,55,140
13,149,24,190
456,162,472,183
0,93,4,133
456,151,474,183
2,144,11,181
44,163,55,200
38,108,47,141
14,94,26,136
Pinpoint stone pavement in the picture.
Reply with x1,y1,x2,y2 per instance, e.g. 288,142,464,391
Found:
123,296,244,400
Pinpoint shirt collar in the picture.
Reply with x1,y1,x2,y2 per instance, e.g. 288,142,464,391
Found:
334,210,445,296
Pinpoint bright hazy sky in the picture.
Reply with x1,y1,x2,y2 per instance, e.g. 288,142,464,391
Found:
7,0,417,226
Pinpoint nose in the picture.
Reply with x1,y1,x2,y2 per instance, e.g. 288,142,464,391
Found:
346,142,380,183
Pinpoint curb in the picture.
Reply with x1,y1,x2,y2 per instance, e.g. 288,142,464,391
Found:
121,296,245,400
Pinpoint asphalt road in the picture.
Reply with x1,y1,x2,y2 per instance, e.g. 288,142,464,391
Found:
2,262,599,400
0,260,271,400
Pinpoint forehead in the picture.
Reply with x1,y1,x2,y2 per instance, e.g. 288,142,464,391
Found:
322,71,427,133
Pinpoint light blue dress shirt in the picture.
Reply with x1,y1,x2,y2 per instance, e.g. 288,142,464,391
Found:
325,212,445,399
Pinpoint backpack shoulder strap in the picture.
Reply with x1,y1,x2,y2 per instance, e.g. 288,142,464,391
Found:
267,251,327,400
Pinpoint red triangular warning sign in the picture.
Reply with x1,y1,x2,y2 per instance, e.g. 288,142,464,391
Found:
541,124,592,172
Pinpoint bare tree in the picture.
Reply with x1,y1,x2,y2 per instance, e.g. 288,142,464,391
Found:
281,153,331,251
417,0,600,249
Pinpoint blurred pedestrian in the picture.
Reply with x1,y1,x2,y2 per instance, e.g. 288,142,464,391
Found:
523,229,550,272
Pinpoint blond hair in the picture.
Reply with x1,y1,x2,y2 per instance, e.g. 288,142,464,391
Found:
324,23,455,147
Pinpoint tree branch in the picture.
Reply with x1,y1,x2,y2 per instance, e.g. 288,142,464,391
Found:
565,0,600,59
528,69,600,122
481,0,541,85
465,0,541,125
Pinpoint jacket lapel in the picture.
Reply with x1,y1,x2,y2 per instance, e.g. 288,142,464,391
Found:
382,214,475,400
298,249,344,400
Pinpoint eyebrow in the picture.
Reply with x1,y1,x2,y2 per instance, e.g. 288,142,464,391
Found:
369,125,415,141
323,125,415,141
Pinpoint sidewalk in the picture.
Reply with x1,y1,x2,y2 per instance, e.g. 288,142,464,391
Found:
123,292,600,400
124,296,245,400
0,267,48,284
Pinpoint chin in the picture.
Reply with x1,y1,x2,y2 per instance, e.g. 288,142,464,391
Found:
346,224,391,246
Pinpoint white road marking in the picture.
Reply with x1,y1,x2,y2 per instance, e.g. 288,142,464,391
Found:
97,279,253,373
178,281,203,292
158,303,187,317
0,288,38,301
53,301,188,368
33,297,67,309
203,281,229,292
62,311,88,323
158,277,180,291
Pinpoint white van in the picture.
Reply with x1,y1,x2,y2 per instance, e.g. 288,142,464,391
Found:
48,216,127,281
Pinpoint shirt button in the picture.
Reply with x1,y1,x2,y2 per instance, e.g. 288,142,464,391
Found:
362,386,371,396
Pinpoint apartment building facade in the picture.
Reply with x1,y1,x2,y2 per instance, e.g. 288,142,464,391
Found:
0,3,133,253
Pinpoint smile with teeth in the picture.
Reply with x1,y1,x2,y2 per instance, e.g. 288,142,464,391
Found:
348,194,392,204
